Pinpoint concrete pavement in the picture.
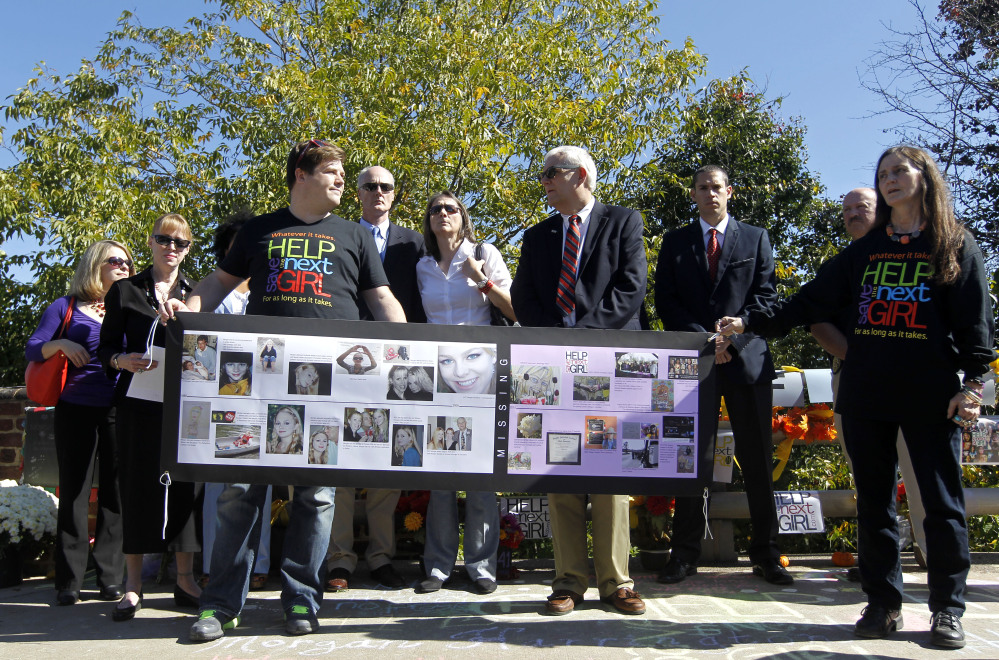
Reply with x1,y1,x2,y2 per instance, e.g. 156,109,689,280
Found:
2,553,999,658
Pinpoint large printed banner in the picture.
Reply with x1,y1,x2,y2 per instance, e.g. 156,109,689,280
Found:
161,313,717,495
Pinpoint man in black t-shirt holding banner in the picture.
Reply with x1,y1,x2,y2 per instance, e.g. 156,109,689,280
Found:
162,140,405,641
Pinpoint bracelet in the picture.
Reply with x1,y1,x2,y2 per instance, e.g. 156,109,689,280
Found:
963,378,985,392
111,353,121,370
961,387,983,405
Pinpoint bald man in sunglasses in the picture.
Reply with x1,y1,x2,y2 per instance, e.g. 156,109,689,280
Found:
326,165,426,594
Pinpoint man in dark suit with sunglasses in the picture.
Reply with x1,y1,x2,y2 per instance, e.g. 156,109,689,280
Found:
511,145,647,617
354,166,427,323
326,165,424,594
653,164,790,586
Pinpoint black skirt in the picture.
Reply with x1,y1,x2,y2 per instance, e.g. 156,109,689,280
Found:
116,397,202,554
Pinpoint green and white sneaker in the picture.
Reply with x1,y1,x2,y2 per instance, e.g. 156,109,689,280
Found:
285,604,319,635
190,609,239,642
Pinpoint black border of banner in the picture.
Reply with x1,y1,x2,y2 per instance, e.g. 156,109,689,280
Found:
161,313,716,495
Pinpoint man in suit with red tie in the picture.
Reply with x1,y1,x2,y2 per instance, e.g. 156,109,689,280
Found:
512,145,647,616
654,164,790,585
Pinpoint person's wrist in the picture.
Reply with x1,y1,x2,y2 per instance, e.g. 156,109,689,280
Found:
111,353,121,370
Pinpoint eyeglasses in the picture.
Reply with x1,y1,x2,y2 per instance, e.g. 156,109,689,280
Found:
152,234,192,249
536,165,576,182
360,182,395,193
294,139,330,170
105,256,133,270
430,203,460,215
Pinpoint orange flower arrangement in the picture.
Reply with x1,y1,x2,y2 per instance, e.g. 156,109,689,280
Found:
772,404,837,443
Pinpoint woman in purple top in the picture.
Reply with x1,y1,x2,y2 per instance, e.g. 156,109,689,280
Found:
25,240,135,606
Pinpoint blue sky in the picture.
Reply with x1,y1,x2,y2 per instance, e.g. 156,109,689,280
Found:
2,0,921,275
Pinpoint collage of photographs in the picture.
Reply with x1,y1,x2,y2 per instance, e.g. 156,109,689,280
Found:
507,345,702,481
961,417,999,465
176,332,497,476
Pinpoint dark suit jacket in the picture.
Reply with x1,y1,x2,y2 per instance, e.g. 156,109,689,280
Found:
511,201,646,330
654,218,777,385
358,221,427,323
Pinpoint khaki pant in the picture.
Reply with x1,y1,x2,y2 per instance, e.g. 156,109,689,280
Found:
549,493,633,597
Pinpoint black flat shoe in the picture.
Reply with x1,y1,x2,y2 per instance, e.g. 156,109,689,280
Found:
56,590,79,606
111,592,142,622
99,584,124,601
174,584,201,609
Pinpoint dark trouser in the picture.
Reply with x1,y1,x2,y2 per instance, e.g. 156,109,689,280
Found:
53,400,124,592
842,415,968,614
671,380,779,565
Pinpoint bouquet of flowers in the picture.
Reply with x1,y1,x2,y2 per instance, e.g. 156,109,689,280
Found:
498,513,525,549
629,495,674,550
497,512,525,579
772,404,837,442
0,480,58,560
395,490,430,544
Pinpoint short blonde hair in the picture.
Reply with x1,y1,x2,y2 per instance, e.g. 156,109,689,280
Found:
68,240,135,301
152,213,193,241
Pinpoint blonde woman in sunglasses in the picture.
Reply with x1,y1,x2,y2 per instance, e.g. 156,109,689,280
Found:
25,239,135,607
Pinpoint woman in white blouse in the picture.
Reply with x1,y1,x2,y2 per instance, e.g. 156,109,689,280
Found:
414,191,515,596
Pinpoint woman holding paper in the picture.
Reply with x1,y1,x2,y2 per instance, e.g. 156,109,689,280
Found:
98,213,202,622
414,191,513,596
25,240,134,606
717,146,994,648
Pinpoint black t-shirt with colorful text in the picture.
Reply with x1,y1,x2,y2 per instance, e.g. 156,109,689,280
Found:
221,208,389,319
748,228,994,422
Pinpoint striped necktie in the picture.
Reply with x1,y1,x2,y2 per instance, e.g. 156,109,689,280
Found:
556,215,581,316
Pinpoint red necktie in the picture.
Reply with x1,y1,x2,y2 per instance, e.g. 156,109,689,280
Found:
706,228,720,282
556,215,581,316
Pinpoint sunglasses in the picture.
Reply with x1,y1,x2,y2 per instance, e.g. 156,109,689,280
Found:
294,139,330,170
360,182,395,193
106,256,133,270
430,203,460,215
536,165,576,182
152,234,192,249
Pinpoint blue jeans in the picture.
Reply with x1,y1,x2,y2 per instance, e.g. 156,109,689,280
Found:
202,483,272,574
200,484,334,618
423,490,499,581
842,415,969,614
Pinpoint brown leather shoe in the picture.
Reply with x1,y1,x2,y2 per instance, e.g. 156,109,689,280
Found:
325,567,350,592
600,587,646,615
544,590,583,616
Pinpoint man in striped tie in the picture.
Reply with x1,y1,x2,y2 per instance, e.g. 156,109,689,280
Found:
511,145,647,616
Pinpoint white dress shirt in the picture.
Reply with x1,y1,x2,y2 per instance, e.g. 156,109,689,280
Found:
416,239,512,326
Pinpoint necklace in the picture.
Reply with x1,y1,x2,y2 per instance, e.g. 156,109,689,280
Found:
886,222,925,245
88,301,106,318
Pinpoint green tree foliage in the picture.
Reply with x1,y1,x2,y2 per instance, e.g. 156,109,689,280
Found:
635,75,846,368
0,0,706,385
864,0,999,260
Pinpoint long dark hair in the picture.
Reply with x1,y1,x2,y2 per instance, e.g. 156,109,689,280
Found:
873,145,964,284
421,191,476,261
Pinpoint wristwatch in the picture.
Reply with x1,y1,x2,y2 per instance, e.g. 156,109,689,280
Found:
476,279,494,293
